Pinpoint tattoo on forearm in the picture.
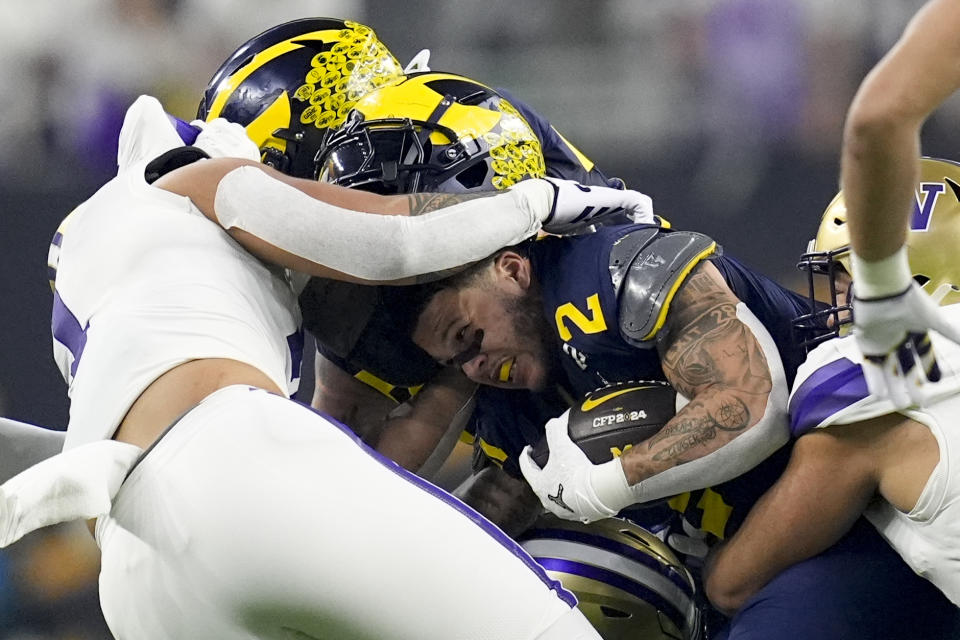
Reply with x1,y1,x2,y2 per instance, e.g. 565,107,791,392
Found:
404,191,498,216
646,396,750,463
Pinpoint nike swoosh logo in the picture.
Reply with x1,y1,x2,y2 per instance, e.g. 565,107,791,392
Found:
580,386,645,412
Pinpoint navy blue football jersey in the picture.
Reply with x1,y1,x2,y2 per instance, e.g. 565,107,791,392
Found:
472,224,810,540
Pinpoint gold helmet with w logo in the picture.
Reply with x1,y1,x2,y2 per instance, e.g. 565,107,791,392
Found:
794,157,960,348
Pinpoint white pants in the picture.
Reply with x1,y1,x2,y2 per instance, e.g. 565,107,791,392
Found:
865,392,960,606
95,386,597,640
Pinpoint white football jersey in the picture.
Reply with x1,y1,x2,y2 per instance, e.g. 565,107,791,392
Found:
789,304,960,605
49,97,302,450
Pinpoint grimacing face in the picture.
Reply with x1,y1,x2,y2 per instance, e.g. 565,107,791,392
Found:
411,253,556,391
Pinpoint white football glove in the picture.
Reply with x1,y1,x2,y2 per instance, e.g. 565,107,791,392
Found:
853,281,960,409
519,410,635,524
512,177,654,235
0,440,142,548
189,118,262,162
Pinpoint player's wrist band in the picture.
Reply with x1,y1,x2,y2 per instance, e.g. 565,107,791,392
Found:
850,246,912,299
590,457,635,514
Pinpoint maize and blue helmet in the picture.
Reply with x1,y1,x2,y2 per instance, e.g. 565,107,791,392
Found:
197,17,405,179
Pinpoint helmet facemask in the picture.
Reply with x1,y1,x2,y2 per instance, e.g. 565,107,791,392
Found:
315,72,546,195
316,111,489,193
793,243,853,351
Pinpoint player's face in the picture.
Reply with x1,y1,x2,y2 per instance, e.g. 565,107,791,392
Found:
413,282,556,391
829,268,853,331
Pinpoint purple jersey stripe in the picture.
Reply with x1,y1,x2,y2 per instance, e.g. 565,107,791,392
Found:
51,290,88,377
524,525,694,596
166,113,200,145
51,231,64,248
295,399,578,608
788,357,869,436
536,557,688,629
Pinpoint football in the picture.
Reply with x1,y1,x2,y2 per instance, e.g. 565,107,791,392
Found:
530,381,677,466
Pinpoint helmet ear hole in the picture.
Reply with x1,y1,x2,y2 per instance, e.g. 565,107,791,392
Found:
453,162,489,190
598,606,632,619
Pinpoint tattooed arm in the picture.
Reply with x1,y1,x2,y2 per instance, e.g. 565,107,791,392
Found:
156,158,534,283
618,261,789,489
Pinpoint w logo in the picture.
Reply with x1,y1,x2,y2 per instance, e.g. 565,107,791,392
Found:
911,182,945,231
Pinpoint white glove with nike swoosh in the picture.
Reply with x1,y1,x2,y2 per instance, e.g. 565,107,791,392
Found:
519,410,635,523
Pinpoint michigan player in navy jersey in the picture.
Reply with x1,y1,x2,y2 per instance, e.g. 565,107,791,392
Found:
408,221,959,638
292,70,632,471
704,160,960,638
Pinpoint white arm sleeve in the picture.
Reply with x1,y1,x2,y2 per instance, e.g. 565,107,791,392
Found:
0,418,66,484
213,167,551,281
629,304,791,503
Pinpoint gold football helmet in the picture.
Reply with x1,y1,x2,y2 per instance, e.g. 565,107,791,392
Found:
316,71,546,194
519,516,704,640
794,157,960,348
197,18,405,179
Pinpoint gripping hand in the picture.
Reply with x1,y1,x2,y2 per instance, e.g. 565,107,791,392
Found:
190,118,262,162
512,177,654,234
519,410,634,523
854,281,960,408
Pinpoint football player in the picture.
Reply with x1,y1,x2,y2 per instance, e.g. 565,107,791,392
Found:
703,159,960,634
840,0,960,403
195,24,642,480
406,219,960,636
0,18,653,639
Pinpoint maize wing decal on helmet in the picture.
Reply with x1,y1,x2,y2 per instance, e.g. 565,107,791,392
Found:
197,18,405,178
316,71,546,194
794,157,960,348
519,516,704,640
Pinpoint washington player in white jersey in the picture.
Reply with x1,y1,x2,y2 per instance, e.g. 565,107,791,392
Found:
703,160,960,614
0,75,656,638
839,0,960,403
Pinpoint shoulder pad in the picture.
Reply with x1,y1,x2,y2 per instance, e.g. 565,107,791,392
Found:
610,228,719,347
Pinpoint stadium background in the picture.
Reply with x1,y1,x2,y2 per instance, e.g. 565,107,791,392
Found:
0,0,956,636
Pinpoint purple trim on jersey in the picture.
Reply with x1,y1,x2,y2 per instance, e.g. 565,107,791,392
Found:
51,231,64,248
286,329,304,382
536,558,686,628
524,525,694,596
294,399,578,609
167,113,200,145
788,357,869,436
51,290,88,377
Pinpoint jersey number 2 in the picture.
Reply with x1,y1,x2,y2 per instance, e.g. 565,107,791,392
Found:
555,293,607,340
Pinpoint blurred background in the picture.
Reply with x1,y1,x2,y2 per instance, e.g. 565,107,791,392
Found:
1,0,957,637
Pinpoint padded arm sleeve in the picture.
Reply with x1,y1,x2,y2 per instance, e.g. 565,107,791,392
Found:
628,304,790,503
214,166,550,281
